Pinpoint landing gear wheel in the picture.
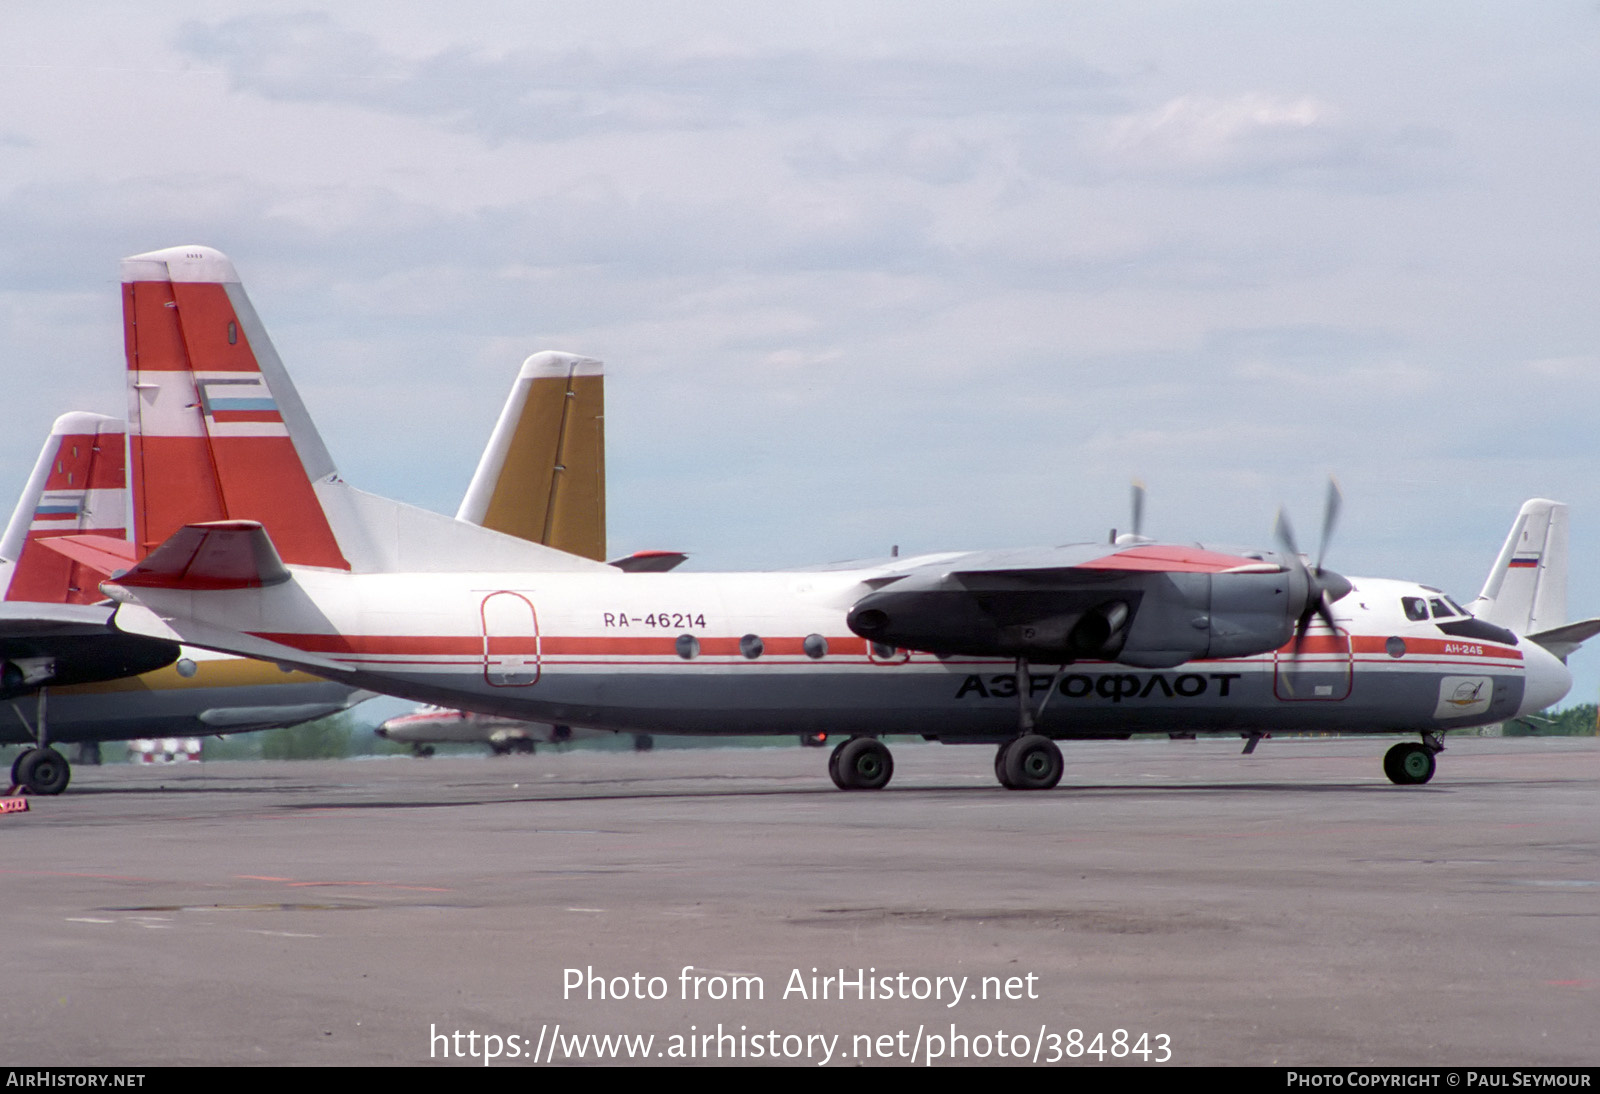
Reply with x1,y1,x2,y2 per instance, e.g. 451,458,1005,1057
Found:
10,749,27,786
16,747,70,795
1002,734,1062,791
831,737,893,790
1383,742,1436,785
827,738,850,789
994,740,1016,789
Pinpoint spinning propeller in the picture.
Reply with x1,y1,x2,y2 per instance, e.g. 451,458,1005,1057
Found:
1274,478,1354,662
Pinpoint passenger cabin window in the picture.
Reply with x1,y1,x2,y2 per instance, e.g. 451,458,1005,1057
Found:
1402,597,1429,622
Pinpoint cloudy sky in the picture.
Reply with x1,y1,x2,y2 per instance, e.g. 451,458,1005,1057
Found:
3,4,1599,702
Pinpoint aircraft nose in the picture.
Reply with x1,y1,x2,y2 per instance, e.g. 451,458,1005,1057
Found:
1516,639,1572,718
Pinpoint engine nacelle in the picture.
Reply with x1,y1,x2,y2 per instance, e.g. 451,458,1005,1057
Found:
847,564,1311,667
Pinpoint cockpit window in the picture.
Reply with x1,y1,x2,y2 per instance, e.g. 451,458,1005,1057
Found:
1445,597,1468,615
1429,598,1455,619
1402,597,1429,622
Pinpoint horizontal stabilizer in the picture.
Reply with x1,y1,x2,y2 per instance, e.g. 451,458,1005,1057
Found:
608,550,689,573
110,521,290,591
36,535,137,583
1524,617,1600,662
110,601,350,677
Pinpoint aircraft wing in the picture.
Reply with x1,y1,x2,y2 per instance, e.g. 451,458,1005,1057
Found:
0,601,179,693
845,542,1310,669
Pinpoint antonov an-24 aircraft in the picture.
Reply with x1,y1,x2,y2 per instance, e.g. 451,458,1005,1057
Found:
48,246,1587,791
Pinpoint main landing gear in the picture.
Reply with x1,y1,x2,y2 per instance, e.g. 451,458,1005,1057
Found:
1383,734,1443,785
994,735,1064,790
828,736,894,790
992,656,1069,791
10,745,70,795
8,689,71,796
821,659,1073,792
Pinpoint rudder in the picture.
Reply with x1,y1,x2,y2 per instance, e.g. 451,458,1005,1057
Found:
122,245,348,570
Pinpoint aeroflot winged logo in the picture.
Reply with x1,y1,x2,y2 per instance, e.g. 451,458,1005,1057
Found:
1434,676,1493,719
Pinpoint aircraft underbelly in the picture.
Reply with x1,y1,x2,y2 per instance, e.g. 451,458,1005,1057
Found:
333,658,1525,739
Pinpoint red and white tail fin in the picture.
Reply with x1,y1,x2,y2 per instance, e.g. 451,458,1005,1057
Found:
122,245,347,570
121,246,607,576
0,412,131,604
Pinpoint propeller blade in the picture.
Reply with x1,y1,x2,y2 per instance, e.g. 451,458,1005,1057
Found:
1277,479,1350,697
1316,477,1342,574
1274,508,1302,561
1316,598,1340,635
1131,481,1146,540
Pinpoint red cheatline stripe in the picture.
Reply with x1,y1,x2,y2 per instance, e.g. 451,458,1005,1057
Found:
1349,635,1522,661
251,630,1522,663
250,632,872,658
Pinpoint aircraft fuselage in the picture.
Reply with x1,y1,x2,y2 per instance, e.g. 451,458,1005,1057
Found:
123,567,1568,743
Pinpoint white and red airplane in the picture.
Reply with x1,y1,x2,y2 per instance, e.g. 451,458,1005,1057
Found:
1,337,640,794
57,245,1583,791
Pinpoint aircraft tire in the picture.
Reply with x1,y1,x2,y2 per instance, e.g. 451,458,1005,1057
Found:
1003,735,1062,791
994,740,1016,788
17,747,70,795
827,737,851,789
835,737,893,790
10,748,27,786
633,734,654,752
1383,742,1435,785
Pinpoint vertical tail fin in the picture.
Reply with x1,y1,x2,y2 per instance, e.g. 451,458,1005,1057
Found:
456,352,606,560
1,412,130,604
1471,499,1567,635
122,245,348,570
